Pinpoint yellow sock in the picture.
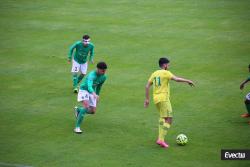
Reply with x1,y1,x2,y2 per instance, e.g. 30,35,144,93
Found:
158,118,164,141
162,122,171,140
159,118,171,141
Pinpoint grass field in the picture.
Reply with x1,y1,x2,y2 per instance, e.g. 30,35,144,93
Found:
0,0,250,166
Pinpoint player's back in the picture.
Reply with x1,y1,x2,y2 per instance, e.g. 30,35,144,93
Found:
149,70,173,103
80,70,106,92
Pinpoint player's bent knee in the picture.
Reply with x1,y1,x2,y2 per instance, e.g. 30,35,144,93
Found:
87,111,95,114
89,107,96,114
82,101,89,108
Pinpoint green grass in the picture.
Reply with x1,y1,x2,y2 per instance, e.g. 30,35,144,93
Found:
0,0,250,166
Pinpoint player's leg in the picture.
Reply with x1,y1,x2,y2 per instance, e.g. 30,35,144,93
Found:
74,90,90,133
156,101,172,148
156,103,164,143
157,117,165,142
77,74,85,84
241,93,250,118
72,73,79,93
88,107,96,114
78,62,88,84
163,117,172,136
87,93,97,114
71,60,80,93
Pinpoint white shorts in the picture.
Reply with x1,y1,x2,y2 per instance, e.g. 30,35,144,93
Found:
77,90,97,107
246,92,250,101
71,59,88,74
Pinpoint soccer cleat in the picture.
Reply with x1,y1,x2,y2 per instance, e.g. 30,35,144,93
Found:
241,113,250,118
74,106,79,118
156,139,161,145
156,139,169,148
73,88,78,93
74,127,82,134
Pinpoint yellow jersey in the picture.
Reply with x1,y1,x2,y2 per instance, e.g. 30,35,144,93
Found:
148,69,174,104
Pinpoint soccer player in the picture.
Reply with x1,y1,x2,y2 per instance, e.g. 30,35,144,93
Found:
144,57,195,148
240,64,250,124
68,35,95,93
74,62,107,134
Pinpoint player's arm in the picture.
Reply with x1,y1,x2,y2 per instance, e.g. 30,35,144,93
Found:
96,77,106,95
240,78,250,90
89,45,95,64
96,83,103,95
144,81,153,108
87,78,98,99
96,76,107,102
171,75,195,87
68,42,77,63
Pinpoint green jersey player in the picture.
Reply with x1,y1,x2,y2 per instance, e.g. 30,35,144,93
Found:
74,62,108,133
68,35,95,93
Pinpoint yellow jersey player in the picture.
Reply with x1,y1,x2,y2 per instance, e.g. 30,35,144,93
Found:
144,57,195,148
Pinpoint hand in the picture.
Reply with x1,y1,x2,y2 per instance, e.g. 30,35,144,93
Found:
188,81,195,87
96,95,99,103
67,60,71,64
144,99,149,108
92,93,99,100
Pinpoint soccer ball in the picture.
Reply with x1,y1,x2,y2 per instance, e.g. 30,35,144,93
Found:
176,134,188,146
246,93,250,101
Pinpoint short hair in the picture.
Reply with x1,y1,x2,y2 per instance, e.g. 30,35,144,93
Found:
83,35,90,40
97,61,107,70
159,57,170,67
248,64,250,68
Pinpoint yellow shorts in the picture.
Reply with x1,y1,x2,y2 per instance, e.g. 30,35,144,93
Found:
155,101,173,118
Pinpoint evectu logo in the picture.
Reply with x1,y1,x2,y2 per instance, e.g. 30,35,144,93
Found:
221,149,250,160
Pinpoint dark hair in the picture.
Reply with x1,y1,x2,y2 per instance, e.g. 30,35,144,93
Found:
83,35,90,40
248,64,250,68
159,57,170,67
97,61,107,69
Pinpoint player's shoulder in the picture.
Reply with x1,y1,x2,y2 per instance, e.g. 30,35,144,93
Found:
72,41,82,47
75,41,82,44
155,70,173,77
89,42,94,48
87,70,96,79
152,69,160,74
150,70,160,77
153,69,170,74
103,74,107,80
89,70,96,76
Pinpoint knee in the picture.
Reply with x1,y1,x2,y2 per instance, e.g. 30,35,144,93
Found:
87,108,96,114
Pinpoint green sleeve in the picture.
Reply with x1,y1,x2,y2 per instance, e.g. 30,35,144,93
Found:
87,79,94,93
96,76,106,95
96,83,103,95
68,42,77,61
89,45,94,61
